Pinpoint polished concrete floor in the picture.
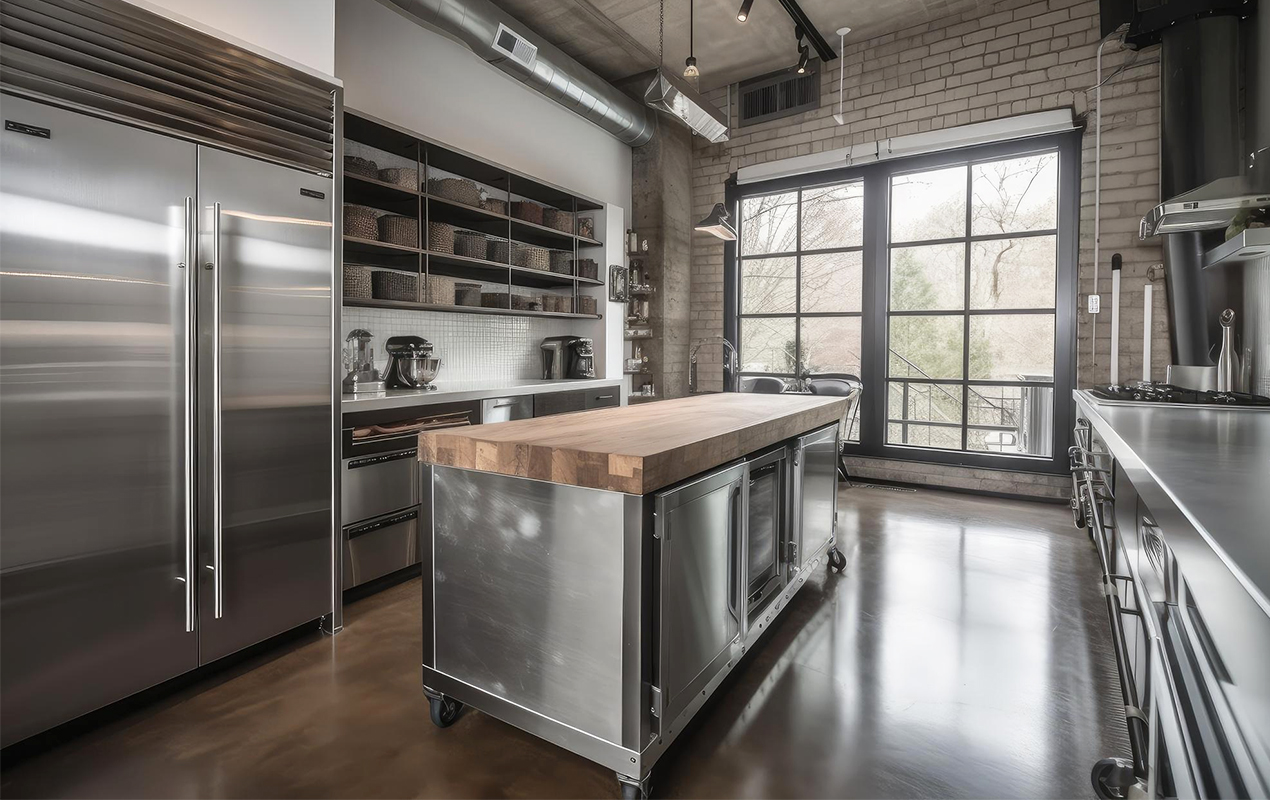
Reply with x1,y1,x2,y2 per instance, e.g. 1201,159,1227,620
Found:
1,486,1127,798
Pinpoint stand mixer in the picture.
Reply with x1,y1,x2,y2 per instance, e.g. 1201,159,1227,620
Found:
342,329,384,393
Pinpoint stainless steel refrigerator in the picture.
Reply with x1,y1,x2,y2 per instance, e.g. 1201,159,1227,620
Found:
0,95,335,747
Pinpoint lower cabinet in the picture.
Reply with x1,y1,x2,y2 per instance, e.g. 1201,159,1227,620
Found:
533,386,620,417
653,462,746,726
793,425,838,570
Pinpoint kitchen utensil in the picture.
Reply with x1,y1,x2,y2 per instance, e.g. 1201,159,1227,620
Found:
383,336,440,390
1217,308,1240,392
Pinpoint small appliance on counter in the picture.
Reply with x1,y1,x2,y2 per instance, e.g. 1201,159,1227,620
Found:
540,336,596,379
568,337,595,378
342,329,384,393
384,336,441,390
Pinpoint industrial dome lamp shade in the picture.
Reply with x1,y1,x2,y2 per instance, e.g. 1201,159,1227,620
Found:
737,0,755,21
695,203,737,240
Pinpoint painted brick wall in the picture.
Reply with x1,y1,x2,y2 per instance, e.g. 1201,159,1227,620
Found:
687,0,1166,496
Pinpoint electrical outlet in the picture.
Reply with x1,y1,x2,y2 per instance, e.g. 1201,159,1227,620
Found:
1087,294,1101,314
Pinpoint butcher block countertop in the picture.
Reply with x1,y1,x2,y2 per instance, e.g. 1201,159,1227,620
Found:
417,392,847,494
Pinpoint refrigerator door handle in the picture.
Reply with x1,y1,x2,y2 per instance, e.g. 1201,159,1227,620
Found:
206,200,224,620
182,195,196,632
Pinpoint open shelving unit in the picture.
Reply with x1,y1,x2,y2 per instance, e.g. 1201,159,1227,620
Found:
341,110,606,319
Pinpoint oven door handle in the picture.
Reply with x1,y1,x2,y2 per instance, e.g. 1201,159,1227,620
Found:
727,482,742,628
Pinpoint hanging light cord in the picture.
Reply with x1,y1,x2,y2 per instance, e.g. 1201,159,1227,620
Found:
658,0,665,70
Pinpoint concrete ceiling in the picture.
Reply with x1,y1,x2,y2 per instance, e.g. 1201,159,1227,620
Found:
490,0,988,92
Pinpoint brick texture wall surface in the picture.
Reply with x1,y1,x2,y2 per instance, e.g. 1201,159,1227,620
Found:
686,0,1165,496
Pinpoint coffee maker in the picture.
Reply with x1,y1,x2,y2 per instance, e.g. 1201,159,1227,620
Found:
541,336,595,379
568,337,595,378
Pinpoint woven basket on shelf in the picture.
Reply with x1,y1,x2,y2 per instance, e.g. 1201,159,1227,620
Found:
343,263,372,299
549,252,573,274
557,295,573,313
576,258,599,280
344,155,378,180
511,294,542,311
486,238,510,263
577,295,597,316
481,291,509,309
510,201,544,225
424,274,456,306
511,242,550,270
542,208,574,234
371,270,416,301
481,197,507,215
428,221,456,253
455,283,482,306
343,204,379,240
453,230,489,260
377,214,418,247
577,217,595,239
377,167,418,189
542,295,559,313
428,177,481,207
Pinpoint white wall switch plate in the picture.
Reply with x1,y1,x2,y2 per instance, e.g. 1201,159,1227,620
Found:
1087,294,1101,314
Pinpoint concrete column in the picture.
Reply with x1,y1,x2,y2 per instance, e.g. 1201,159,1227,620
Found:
632,116,693,399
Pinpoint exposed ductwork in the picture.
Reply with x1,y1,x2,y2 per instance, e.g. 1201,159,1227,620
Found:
382,0,655,147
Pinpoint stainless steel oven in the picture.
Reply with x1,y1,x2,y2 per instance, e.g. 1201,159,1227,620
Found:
745,446,789,622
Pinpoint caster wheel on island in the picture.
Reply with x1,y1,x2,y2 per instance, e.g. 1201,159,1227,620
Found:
1090,757,1136,799
827,547,847,573
616,775,649,800
428,695,463,728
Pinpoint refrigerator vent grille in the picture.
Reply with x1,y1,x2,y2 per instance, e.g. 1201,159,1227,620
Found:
0,0,336,173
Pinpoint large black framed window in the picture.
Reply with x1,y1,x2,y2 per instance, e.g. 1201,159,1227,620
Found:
723,131,1079,474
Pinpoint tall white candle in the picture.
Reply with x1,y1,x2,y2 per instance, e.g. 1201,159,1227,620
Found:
1142,283,1153,383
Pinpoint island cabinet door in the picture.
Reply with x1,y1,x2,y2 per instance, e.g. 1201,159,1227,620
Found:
793,424,839,570
654,462,746,727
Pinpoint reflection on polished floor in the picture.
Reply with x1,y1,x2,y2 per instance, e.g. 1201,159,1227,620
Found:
0,486,1127,798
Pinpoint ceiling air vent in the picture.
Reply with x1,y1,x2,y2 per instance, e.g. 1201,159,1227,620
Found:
738,61,820,128
492,23,538,70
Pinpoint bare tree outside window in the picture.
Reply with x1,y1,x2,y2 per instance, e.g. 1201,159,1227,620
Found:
886,153,1058,457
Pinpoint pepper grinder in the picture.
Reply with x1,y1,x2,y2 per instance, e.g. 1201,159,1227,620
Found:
1217,308,1240,392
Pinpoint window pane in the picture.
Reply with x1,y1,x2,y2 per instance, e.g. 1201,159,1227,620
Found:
801,252,862,313
741,191,798,255
968,313,1055,381
801,181,863,250
888,380,963,427
889,315,964,379
890,244,964,311
887,422,961,449
741,257,796,314
971,153,1058,235
890,166,966,242
800,317,862,374
966,384,1053,457
970,236,1056,310
740,317,797,373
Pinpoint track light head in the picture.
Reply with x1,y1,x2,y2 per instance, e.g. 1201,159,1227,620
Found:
737,0,754,21
796,44,809,73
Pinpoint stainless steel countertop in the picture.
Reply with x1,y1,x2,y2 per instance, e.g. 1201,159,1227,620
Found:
1074,390,1270,609
342,377,625,413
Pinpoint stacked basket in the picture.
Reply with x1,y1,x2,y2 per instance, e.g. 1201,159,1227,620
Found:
510,200,544,225
429,176,481,207
343,263,372,299
511,242,550,270
542,208,573,234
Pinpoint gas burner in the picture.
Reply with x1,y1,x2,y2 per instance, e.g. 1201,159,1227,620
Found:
1090,382,1270,407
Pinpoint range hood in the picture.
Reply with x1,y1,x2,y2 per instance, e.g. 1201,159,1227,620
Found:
1140,174,1270,238
644,69,729,143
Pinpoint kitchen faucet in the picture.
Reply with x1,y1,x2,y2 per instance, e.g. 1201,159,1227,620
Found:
688,337,739,393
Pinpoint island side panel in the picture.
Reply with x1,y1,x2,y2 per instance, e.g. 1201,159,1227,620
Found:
429,466,631,746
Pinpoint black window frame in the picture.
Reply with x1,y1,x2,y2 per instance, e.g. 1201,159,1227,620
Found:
723,130,1080,475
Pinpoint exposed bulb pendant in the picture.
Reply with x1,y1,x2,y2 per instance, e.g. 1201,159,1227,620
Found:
684,0,700,79
833,26,851,125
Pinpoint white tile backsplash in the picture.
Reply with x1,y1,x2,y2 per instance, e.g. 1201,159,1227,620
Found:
342,307,595,383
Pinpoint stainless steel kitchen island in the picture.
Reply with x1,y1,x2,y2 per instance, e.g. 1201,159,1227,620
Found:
416,393,848,798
